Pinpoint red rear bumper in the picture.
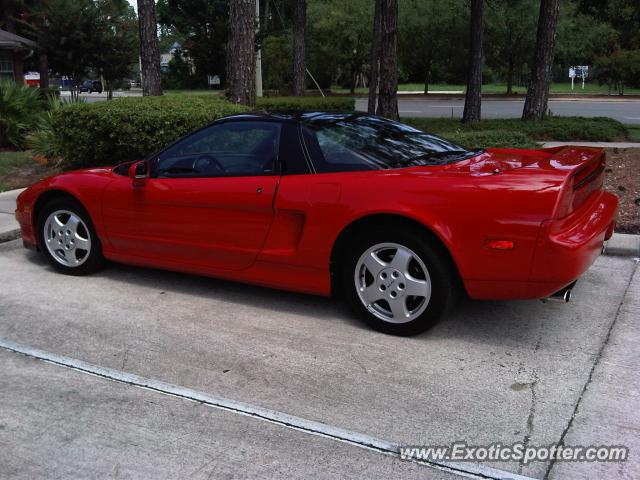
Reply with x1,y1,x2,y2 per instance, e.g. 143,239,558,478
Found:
467,191,618,300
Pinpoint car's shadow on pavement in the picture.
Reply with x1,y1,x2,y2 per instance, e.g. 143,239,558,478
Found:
23,249,366,328
23,249,564,346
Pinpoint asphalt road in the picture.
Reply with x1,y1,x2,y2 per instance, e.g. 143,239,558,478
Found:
73,92,640,124
355,98,640,124
1,237,639,479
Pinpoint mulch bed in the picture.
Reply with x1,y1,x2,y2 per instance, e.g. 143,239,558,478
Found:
604,148,640,234
0,161,60,192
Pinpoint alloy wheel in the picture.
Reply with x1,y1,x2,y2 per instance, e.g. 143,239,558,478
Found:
354,242,432,324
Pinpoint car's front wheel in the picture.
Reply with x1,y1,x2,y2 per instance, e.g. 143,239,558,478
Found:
36,198,105,275
342,227,454,336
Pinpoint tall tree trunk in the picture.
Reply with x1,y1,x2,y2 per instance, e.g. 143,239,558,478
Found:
506,57,514,95
262,0,271,30
39,53,49,89
462,0,484,123
376,0,398,120
423,57,431,94
137,0,163,96
227,0,256,106
522,0,560,120
367,0,382,114
292,0,306,96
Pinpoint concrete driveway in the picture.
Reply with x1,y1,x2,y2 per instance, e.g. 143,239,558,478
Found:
0,238,638,479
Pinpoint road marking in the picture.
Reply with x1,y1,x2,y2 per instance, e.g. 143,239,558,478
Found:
0,338,534,480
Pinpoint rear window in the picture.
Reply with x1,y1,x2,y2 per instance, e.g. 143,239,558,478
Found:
302,115,477,173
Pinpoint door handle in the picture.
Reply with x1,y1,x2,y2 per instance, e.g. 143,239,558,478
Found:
256,187,263,194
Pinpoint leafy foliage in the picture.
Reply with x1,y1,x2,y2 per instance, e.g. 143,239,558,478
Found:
27,96,85,162
399,0,468,89
593,50,640,93
255,96,355,111
0,81,45,148
27,0,137,96
484,0,538,93
404,116,629,144
35,0,101,91
261,32,294,92
52,96,248,167
447,131,539,150
306,0,373,91
43,95,356,167
156,0,228,88
93,0,139,97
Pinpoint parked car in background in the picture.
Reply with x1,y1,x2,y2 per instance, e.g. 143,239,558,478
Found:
79,80,103,94
14,112,618,336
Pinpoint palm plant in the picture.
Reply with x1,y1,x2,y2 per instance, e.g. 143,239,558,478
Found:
0,81,45,149
28,95,85,163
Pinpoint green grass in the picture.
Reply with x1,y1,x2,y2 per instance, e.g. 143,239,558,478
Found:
166,83,640,96
402,117,630,150
327,82,640,95
0,150,33,192
164,89,225,96
627,126,640,142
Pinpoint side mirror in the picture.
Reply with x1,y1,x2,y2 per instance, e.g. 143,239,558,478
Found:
128,160,149,185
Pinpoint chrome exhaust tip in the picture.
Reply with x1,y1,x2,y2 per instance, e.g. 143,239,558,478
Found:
542,282,575,304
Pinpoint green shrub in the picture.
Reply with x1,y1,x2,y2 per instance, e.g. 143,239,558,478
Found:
37,86,61,99
0,81,46,148
517,117,628,141
256,95,355,111
27,95,82,162
50,95,355,167
53,95,248,166
404,117,628,142
447,130,540,149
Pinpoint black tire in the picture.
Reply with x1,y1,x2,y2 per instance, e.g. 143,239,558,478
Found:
36,197,105,276
342,225,455,336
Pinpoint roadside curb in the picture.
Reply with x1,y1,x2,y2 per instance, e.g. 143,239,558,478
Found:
0,229,21,244
542,142,640,149
604,233,640,257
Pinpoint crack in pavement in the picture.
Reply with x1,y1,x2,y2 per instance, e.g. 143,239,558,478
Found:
543,261,639,480
517,372,538,475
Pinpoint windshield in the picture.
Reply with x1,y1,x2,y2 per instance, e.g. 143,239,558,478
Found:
302,114,479,172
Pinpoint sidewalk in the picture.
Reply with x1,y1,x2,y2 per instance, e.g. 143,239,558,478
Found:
0,188,24,242
542,141,640,148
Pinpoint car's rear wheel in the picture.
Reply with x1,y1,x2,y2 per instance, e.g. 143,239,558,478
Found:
36,198,105,275
342,227,454,336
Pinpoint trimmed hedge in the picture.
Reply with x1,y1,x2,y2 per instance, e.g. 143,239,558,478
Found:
255,95,355,111
54,95,355,167
404,116,629,142
447,130,540,149
55,96,248,166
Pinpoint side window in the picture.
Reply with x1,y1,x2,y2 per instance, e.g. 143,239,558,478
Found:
302,125,378,173
155,121,281,178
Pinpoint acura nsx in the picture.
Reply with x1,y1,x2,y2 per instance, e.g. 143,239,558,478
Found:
15,112,617,335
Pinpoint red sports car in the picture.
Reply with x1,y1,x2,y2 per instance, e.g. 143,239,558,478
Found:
15,113,617,335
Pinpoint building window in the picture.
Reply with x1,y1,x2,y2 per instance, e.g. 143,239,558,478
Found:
0,51,14,81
